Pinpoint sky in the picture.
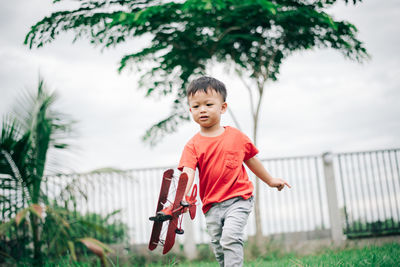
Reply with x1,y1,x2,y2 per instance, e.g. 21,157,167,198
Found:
1,0,399,174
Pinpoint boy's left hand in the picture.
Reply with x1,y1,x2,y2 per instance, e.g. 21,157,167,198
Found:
269,178,291,191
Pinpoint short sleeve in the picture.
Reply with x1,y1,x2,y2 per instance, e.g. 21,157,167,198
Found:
178,139,198,171
242,134,259,161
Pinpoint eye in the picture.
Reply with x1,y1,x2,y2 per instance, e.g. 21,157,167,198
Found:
206,103,213,106
192,105,199,109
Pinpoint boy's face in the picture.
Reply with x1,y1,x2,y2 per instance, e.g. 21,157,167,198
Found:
188,88,227,131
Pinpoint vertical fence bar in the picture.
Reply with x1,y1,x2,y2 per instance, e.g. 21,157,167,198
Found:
295,158,306,231
279,159,289,233
388,150,400,223
121,172,128,244
337,155,349,234
351,153,363,232
314,157,326,230
375,152,388,223
94,174,100,240
140,169,144,244
382,151,392,230
283,159,295,232
290,158,301,232
301,157,313,231
132,170,137,243
0,176,4,252
355,154,364,232
368,152,381,224
271,159,281,234
343,154,356,232
393,150,400,228
305,157,313,231
126,170,133,244
360,152,373,231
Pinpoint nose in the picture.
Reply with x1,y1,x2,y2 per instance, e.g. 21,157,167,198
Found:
199,105,206,112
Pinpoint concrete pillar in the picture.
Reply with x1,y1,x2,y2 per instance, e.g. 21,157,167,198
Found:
183,214,197,259
322,152,345,245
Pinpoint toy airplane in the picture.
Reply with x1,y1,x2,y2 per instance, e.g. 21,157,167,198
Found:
148,169,197,254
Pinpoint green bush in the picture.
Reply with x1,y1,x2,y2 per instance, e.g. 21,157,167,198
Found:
345,218,400,238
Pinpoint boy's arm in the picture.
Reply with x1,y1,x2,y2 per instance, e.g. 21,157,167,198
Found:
182,166,196,196
244,156,291,191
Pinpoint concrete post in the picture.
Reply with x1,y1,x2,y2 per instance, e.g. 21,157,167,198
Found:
183,214,197,259
322,152,345,245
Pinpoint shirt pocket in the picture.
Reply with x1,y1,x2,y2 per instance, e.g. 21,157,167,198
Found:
225,151,241,169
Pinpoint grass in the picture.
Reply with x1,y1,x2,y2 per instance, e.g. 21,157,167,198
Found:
245,242,400,267
147,242,400,267
24,242,400,266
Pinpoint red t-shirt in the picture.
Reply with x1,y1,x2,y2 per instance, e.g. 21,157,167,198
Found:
178,126,259,214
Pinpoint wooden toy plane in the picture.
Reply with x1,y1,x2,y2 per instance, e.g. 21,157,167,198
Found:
148,169,197,254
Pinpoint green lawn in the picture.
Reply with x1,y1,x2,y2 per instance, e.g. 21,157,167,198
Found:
145,242,399,267
44,242,399,266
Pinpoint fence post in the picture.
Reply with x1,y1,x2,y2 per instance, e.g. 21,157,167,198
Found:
183,215,197,259
322,152,345,245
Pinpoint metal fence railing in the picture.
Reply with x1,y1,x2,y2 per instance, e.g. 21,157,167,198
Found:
1,148,399,247
334,149,400,237
256,155,329,235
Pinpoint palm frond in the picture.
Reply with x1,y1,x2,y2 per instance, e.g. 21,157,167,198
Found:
0,149,31,202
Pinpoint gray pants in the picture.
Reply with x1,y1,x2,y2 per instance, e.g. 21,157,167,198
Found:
205,196,254,267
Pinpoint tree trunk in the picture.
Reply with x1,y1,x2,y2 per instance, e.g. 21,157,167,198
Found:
31,213,42,266
252,82,265,248
31,177,43,266
253,125,263,248
238,70,268,249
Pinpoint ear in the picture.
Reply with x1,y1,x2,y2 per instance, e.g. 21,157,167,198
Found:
221,102,228,114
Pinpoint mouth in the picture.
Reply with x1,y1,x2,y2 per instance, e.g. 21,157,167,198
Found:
199,116,208,120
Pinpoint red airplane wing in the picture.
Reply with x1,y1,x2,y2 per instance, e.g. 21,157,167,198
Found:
162,172,188,254
163,216,179,254
188,184,197,220
148,169,174,251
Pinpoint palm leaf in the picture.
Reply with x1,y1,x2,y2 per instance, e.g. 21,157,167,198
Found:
67,241,77,261
15,208,29,226
29,204,44,220
79,237,114,258
0,149,30,203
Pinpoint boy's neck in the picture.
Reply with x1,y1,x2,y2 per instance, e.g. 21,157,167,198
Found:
200,125,225,137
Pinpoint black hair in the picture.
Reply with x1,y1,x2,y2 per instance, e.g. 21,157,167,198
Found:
186,76,227,101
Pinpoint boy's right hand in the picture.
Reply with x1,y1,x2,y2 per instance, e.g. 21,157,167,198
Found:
269,177,291,191
181,195,196,213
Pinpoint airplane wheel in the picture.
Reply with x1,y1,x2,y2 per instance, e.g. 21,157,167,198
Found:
180,200,190,208
175,228,184,235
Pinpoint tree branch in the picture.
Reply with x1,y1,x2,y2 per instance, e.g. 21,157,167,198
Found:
227,107,242,132
235,69,256,121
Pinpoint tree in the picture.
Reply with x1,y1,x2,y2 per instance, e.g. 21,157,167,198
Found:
0,79,112,265
25,0,369,244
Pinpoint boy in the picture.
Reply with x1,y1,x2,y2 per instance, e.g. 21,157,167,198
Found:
178,76,290,267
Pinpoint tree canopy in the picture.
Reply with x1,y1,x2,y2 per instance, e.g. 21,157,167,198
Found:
25,0,368,145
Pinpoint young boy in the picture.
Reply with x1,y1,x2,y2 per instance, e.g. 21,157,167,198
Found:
178,76,290,267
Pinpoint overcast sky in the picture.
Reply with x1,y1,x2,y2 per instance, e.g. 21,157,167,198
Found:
1,0,399,174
